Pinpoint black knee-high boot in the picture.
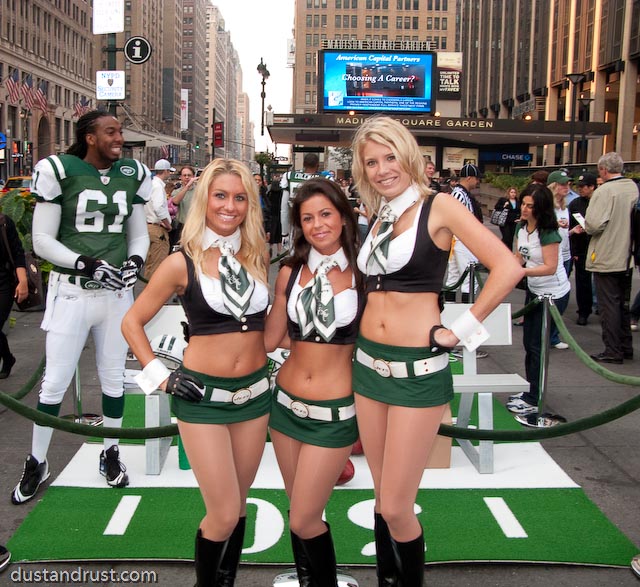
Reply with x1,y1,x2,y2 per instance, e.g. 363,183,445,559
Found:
216,517,246,586
194,528,228,587
297,524,338,587
290,530,313,587
374,513,399,586
391,531,425,587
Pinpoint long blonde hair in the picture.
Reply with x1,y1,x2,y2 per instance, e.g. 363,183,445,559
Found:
351,115,432,213
181,159,267,283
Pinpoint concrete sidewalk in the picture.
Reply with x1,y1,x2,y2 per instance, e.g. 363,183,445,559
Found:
1,267,639,586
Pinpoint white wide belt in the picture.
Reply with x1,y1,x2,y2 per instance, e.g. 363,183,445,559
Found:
355,348,449,378
209,377,270,405
276,390,356,422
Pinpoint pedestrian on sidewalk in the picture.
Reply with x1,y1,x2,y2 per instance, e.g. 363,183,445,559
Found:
585,152,638,364
0,213,28,378
507,184,571,416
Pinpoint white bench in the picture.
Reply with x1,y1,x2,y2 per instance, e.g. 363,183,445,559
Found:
125,304,187,475
441,303,529,474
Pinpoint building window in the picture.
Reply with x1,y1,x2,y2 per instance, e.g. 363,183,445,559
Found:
427,17,432,30
441,36,447,49
396,16,402,28
314,14,319,26
343,15,349,27
336,15,342,27
413,17,418,29
374,15,380,27
305,91,311,104
336,0,342,6
351,15,357,27
306,14,312,27
366,15,372,28
305,71,312,84
442,17,447,30
435,17,440,29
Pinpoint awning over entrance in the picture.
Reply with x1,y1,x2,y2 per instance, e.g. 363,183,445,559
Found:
267,113,610,147
122,128,188,148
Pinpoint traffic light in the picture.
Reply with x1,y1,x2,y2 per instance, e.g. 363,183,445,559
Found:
195,141,200,150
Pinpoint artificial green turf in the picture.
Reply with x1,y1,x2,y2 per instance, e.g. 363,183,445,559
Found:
9,486,638,567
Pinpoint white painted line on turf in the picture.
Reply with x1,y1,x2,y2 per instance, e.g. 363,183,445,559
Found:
103,495,142,535
483,497,528,538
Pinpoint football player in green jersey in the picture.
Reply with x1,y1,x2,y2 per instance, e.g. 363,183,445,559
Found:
11,111,151,505
279,152,321,247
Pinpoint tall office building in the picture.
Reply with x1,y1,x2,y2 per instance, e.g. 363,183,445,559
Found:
205,5,248,164
182,0,209,168
0,1,96,175
459,0,640,164
162,0,184,142
292,0,457,115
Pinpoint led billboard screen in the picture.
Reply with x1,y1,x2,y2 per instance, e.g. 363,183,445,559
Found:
318,49,435,114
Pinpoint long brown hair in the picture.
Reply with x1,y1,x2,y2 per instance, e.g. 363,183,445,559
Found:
283,178,363,291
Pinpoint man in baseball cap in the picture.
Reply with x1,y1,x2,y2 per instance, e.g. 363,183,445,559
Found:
153,159,176,173
576,172,598,187
569,172,598,325
547,169,571,185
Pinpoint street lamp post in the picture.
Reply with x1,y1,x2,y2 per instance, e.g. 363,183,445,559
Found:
257,58,270,136
566,73,586,165
578,96,594,164
19,108,31,175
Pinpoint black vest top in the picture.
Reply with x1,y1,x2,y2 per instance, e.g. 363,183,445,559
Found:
285,262,364,345
365,193,450,294
178,250,266,336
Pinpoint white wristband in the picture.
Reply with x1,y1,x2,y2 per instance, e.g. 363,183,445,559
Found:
450,309,490,352
134,358,171,395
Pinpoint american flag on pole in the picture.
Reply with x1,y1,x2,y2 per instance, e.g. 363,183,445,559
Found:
73,96,91,118
21,74,35,111
160,145,170,159
34,80,49,112
4,69,21,104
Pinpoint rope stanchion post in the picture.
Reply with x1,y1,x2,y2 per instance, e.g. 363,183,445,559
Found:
61,366,103,426
538,294,551,415
468,261,477,302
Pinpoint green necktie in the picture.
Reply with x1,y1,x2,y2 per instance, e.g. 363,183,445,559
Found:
367,204,397,273
295,258,339,342
216,240,255,321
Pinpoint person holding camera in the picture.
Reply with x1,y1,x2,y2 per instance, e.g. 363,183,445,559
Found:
170,165,198,247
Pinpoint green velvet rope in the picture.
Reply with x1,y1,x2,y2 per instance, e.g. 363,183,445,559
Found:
2,296,639,441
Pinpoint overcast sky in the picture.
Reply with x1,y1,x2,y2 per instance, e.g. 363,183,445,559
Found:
213,0,295,156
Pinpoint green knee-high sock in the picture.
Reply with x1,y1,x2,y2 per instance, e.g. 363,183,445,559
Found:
102,394,124,452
